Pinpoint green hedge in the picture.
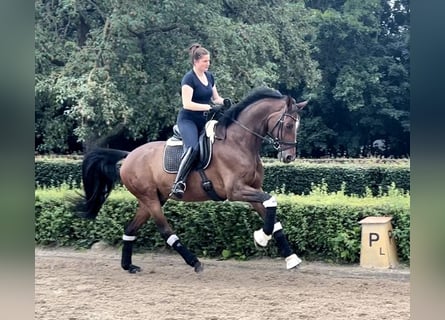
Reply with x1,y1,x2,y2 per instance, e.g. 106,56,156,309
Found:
35,157,410,196
35,158,83,188
263,162,410,196
35,187,410,264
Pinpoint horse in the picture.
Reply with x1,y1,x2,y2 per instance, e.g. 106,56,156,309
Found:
73,86,308,273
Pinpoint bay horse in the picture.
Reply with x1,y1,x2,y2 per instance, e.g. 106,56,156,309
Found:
73,87,308,273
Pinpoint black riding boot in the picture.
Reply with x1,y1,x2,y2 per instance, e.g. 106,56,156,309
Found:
170,147,198,199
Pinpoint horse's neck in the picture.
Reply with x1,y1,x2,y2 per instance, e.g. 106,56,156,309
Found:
227,102,279,151
237,102,278,136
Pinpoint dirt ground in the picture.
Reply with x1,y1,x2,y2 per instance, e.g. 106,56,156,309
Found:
35,245,410,320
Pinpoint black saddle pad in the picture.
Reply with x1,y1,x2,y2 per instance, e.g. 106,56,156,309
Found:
163,143,183,173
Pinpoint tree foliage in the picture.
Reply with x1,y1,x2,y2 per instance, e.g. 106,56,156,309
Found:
300,0,409,157
35,0,409,157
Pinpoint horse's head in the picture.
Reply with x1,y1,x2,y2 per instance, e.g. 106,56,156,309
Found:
269,95,308,163
219,87,307,163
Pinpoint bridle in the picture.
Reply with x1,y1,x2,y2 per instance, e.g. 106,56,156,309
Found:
232,101,299,152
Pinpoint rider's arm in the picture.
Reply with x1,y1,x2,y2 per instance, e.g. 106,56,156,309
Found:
211,85,224,105
181,85,212,111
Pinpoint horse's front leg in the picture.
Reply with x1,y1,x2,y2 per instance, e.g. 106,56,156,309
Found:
250,200,302,269
230,185,302,269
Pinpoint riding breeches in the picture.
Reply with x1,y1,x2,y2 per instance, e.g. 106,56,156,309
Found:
176,109,207,152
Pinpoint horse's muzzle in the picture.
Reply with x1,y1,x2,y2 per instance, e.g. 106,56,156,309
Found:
283,154,294,163
277,152,295,163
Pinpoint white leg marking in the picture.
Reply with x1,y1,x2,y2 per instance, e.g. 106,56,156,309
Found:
285,254,302,269
254,228,272,247
262,196,277,208
272,222,282,233
166,234,179,247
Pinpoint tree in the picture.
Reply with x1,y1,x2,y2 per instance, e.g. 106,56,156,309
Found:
298,0,409,157
35,0,319,153
35,0,409,157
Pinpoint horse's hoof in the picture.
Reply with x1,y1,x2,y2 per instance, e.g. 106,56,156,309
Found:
253,228,271,247
194,261,204,273
128,265,142,273
285,254,302,269
123,264,142,273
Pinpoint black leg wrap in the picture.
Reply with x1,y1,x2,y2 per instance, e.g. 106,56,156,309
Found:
172,240,199,267
263,207,276,235
121,240,133,268
273,230,293,258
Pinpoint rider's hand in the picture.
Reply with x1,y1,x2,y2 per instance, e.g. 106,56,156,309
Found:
210,103,223,114
223,98,232,110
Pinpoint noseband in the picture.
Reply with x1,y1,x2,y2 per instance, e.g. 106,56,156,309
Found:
232,103,299,152
267,111,299,152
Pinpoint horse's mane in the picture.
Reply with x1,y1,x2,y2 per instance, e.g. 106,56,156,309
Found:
219,87,284,128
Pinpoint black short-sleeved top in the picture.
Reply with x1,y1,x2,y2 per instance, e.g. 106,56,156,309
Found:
181,70,215,104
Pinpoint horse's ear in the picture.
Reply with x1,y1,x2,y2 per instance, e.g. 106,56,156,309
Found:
295,100,308,111
286,96,295,111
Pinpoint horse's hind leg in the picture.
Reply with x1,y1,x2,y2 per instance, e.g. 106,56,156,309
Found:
250,200,302,269
125,198,203,273
149,203,204,273
121,202,151,273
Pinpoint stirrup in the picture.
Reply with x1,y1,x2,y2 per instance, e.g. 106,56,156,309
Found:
170,181,186,198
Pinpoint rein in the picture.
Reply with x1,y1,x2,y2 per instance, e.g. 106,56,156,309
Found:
232,105,298,152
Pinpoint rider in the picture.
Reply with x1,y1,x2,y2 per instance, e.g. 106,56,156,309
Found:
170,43,231,199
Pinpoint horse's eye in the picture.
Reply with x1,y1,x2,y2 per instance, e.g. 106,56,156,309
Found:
286,123,294,129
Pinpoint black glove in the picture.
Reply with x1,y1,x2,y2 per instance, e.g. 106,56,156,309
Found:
223,98,232,110
209,99,231,117
210,103,223,114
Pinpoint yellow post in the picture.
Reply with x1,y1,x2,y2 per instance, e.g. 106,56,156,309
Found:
359,216,398,268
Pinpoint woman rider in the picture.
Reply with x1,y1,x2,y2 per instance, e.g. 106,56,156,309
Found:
170,43,230,198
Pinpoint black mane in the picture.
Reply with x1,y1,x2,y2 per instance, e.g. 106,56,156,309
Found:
219,87,284,128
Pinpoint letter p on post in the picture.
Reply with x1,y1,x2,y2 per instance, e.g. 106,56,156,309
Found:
359,216,398,268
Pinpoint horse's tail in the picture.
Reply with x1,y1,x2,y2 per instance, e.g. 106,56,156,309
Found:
73,148,129,219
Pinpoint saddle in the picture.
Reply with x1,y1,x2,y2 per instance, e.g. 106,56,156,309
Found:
163,120,218,174
163,120,225,201
163,120,224,201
